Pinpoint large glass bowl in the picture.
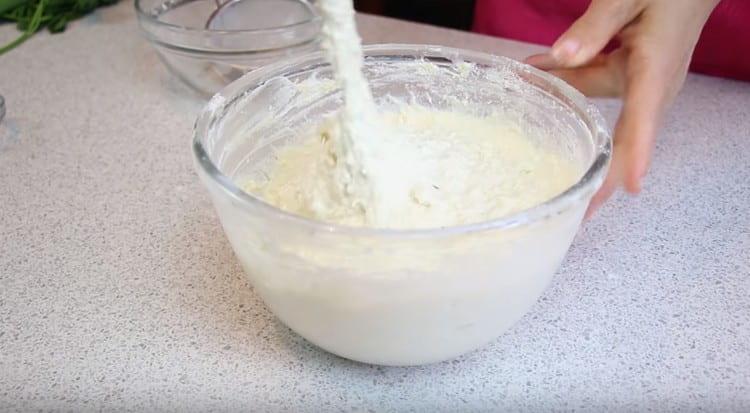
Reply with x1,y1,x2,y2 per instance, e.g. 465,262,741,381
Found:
193,44,611,366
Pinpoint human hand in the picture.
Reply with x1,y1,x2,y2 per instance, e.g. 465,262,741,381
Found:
525,0,720,217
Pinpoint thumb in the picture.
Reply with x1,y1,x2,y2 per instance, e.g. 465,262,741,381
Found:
551,0,644,67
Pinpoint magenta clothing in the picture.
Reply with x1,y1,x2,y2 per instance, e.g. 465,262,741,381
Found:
473,0,750,81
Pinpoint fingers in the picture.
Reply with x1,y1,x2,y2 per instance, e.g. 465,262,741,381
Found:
549,0,706,217
550,62,621,97
551,0,643,67
585,179,615,219
526,52,607,72
586,56,664,219
526,0,643,71
530,51,624,97
584,141,626,219
524,53,557,71
614,52,668,193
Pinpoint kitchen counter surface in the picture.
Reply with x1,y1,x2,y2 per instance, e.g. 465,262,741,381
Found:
1,2,748,411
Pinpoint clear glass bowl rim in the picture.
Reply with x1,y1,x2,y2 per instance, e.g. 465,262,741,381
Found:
134,0,321,36
193,44,612,238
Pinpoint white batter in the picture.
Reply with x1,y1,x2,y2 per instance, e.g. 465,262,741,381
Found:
244,0,581,229
246,105,580,229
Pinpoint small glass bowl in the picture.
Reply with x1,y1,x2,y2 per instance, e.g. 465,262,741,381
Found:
193,45,611,366
135,0,322,96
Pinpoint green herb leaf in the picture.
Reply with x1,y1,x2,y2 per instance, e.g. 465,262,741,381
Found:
0,0,118,54
0,0,45,54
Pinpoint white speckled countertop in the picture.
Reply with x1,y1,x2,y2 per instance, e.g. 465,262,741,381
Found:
1,2,749,411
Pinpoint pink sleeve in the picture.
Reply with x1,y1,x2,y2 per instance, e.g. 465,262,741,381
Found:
473,0,750,81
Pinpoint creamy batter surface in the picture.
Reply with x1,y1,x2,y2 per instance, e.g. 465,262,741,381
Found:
243,0,582,229
245,106,581,229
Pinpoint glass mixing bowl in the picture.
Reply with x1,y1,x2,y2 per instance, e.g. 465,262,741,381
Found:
193,44,611,366
135,0,321,96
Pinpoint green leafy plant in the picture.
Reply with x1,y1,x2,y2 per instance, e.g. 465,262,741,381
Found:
0,0,119,54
